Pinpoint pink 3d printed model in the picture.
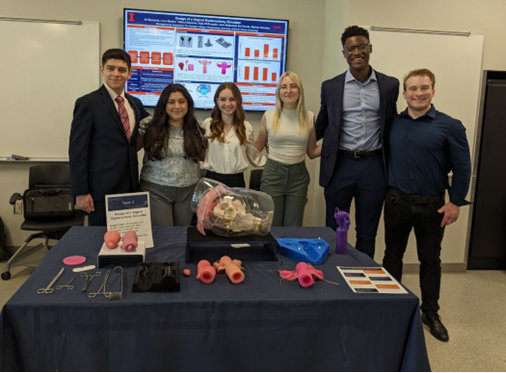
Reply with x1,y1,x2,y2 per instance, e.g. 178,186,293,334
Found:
196,260,216,284
214,256,244,284
198,60,212,74
191,178,274,237
216,61,232,75
278,262,339,288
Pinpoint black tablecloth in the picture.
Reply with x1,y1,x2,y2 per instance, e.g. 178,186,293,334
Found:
1,226,430,371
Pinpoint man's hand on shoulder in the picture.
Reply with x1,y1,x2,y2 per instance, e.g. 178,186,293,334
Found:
76,194,95,214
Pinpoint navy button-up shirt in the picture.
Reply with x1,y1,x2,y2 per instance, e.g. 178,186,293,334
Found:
388,105,471,206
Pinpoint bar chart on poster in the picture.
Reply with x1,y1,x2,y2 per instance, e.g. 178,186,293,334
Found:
238,36,282,60
237,62,279,83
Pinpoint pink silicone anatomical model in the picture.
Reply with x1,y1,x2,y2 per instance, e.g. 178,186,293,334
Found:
214,256,244,284
104,231,121,249
279,262,324,288
196,260,216,284
122,231,138,252
198,60,212,74
216,61,232,75
196,185,225,235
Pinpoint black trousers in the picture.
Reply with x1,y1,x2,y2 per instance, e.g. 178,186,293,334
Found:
205,170,245,188
382,187,445,313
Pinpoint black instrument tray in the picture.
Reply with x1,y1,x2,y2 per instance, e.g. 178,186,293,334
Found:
133,262,180,292
186,227,278,263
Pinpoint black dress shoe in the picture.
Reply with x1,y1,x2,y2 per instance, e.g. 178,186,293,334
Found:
422,312,449,342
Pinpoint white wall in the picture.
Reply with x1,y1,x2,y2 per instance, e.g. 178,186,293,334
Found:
348,0,506,71
0,0,328,246
310,0,350,228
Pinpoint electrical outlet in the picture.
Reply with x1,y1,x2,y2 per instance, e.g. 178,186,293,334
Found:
14,199,22,214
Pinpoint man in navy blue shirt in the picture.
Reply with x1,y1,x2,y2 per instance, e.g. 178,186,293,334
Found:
383,69,471,342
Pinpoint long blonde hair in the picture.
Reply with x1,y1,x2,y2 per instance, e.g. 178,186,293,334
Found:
272,71,309,134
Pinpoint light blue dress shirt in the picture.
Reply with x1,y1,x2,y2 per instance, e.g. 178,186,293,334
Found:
341,69,381,151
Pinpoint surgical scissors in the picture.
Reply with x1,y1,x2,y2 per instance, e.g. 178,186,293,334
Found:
37,268,64,294
80,272,102,292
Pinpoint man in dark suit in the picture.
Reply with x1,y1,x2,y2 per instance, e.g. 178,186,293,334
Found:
69,49,149,226
315,26,399,258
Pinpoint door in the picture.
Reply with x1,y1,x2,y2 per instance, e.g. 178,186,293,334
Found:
468,72,506,269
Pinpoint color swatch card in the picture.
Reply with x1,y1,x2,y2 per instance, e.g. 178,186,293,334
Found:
337,266,407,294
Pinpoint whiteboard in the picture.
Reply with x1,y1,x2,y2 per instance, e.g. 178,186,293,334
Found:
0,20,99,159
368,28,484,155
365,27,484,264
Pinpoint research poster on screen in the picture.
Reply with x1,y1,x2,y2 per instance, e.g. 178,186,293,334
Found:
124,9,288,110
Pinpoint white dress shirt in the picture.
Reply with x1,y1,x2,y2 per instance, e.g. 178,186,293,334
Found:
201,118,266,174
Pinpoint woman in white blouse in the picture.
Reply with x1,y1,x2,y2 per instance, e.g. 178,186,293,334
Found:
255,72,321,227
201,83,266,187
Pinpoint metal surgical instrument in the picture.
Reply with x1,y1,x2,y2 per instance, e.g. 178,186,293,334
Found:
89,270,111,298
37,267,64,294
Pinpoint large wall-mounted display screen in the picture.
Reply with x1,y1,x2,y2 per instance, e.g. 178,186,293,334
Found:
123,9,289,111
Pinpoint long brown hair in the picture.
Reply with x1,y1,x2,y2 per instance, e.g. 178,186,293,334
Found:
143,84,206,162
208,83,248,145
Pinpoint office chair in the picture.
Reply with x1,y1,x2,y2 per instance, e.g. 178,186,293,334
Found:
249,169,263,191
2,164,85,280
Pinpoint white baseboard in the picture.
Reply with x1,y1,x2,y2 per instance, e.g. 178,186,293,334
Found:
403,262,467,274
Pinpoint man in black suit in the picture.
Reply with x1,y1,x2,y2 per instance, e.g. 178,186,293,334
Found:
315,26,399,258
69,49,149,226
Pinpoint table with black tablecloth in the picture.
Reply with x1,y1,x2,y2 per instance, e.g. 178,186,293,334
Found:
1,226,430,371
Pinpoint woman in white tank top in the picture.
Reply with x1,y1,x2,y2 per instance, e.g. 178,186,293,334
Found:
255,72,321,226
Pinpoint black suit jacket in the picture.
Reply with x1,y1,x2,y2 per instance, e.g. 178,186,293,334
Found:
69,84,149,203
315,69,399,188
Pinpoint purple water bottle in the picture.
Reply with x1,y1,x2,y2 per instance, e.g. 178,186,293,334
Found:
334,208,350,254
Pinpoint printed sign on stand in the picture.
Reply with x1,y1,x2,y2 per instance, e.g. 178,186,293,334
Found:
105,192,154,248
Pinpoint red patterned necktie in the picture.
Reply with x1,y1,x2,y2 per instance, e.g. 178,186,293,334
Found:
115,96,131,140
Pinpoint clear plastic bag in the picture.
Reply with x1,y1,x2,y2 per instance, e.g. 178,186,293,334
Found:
191,178,274,237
